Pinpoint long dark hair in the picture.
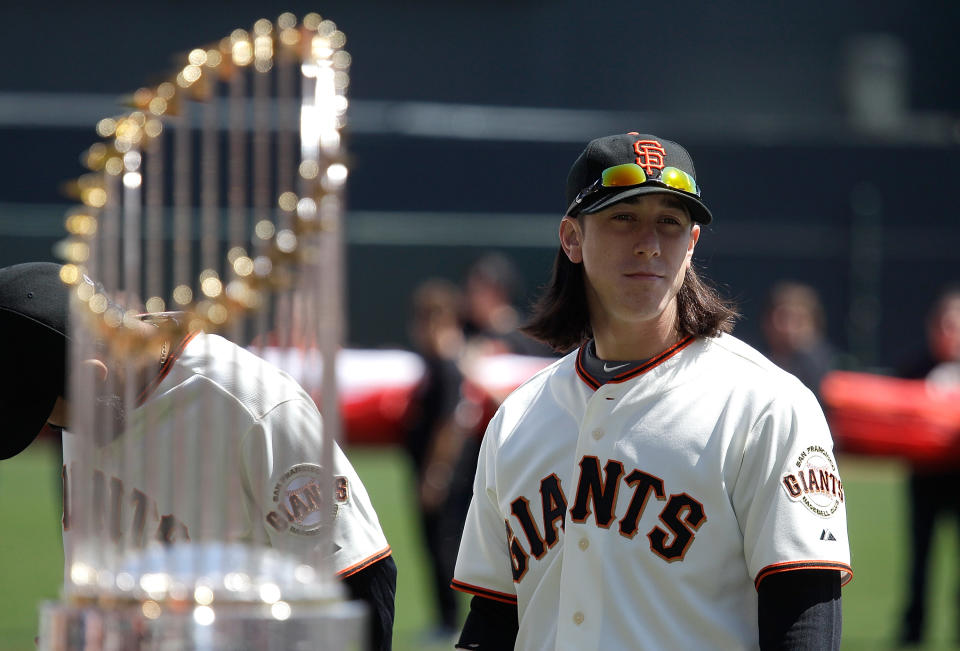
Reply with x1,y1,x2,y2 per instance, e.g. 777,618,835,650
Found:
521,248,739,354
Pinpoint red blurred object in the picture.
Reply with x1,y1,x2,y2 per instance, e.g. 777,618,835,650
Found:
458,353,556,439
261,347,554,445
821,371,960,464
329,384,418,445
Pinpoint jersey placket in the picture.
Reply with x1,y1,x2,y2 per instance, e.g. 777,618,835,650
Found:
554,381,626,651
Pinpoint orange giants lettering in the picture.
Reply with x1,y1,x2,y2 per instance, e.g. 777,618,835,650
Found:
619,470,666,539
569,456,623,528
507,519,529,582
511,496,547,559
539,474,567,549
507,457,707,582
284,479,324,523
648,493,707,561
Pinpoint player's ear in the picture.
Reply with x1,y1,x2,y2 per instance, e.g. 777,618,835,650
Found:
83,358,109,382
685,223,701,267
560,216,583,264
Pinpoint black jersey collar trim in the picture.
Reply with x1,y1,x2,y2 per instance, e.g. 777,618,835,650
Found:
575,335,696,391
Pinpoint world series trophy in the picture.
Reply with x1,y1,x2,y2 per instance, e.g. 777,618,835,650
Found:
39,13,364,650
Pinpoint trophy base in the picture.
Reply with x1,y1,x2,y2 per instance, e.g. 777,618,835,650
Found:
38,598,367,650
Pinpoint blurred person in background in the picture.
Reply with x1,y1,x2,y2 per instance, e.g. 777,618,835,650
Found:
899,286,960,645
463,252,555,358
402,278,482,641
760,281,839,401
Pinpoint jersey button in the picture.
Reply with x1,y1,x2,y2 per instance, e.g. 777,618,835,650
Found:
573,611,585,625
591,428,604,440
578,538,589,550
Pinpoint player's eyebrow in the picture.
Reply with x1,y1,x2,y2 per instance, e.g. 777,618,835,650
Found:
658,196,688,211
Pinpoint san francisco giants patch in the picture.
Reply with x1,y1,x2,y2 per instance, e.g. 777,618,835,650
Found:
780,445,844,518
265,464,349,536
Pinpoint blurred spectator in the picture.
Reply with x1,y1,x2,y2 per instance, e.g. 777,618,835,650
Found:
463,252,555,358
899,286,960,645
402,279,481,640
760,281,838,399
402,266,556,640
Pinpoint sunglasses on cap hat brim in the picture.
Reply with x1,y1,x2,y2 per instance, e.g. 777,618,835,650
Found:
567,163,712,223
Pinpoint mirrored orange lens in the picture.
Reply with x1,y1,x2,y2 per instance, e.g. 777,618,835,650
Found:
600,164,647,187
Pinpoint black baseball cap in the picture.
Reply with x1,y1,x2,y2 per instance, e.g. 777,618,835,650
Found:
565,132,712,224
0,262,70,459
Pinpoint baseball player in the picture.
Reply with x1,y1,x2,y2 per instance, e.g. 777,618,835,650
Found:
451,133,852,650
0,261,396,651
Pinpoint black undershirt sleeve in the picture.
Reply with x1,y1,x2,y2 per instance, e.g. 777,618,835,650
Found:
758,569,842,650
342,555,398,651
455,595,519,650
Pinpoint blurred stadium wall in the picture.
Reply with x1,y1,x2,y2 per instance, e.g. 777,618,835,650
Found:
1,0,958,369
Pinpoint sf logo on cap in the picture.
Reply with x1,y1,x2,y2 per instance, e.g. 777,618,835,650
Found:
633,139,666,175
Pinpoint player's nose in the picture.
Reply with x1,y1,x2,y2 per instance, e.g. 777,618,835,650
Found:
631,225,660,257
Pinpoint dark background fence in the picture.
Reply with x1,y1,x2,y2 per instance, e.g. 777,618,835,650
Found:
1,0,958,369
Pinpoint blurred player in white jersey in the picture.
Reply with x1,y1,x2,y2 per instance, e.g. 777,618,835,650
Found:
0,261,396,651
452,133,852,650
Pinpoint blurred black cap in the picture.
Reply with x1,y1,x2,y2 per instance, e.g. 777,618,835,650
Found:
0,262,69,459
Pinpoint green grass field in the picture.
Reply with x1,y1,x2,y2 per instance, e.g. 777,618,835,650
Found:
1,443,957,650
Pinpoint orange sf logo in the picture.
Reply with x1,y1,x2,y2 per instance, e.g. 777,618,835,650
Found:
633,140,666,175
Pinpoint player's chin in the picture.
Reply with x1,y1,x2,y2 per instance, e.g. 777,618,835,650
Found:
611,304,668,326
617,285,669,308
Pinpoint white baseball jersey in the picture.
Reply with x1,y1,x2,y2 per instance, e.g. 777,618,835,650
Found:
453,333,851,651
62,331,390,581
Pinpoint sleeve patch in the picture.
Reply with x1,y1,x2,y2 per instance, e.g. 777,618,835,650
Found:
780,445,844,518
265,463,345,535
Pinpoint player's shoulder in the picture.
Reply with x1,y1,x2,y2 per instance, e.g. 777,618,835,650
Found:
500,351,574,400
701,332,779,369
177,332,314,417
488,351,577,427
699,333,812,398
